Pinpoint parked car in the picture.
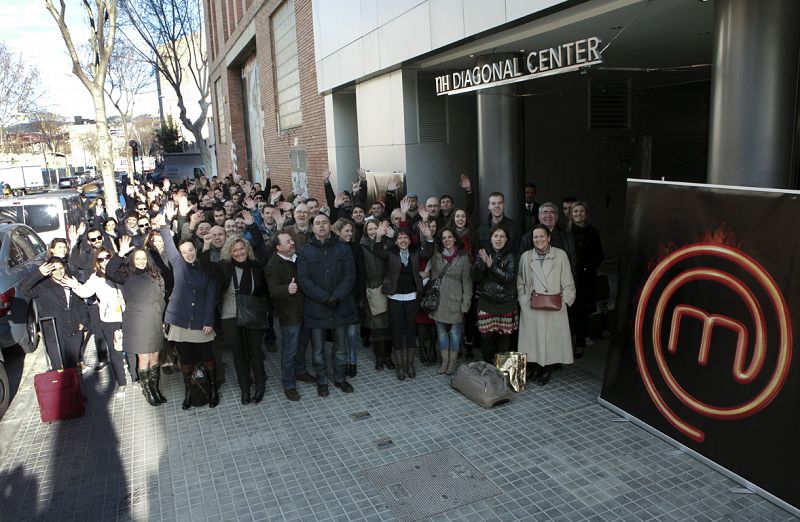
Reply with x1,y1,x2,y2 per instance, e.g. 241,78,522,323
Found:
0,191,86,247
0,222,48,420
58,176,79,189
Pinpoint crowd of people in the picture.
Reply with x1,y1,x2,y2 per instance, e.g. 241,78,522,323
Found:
22,167,604,409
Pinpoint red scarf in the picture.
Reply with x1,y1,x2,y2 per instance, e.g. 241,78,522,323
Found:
442,245,459,263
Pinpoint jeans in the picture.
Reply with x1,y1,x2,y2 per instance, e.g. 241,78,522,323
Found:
435,321,463,351
310,327,347,385
279,323,301,390
345,323,363,364
295,326,311,375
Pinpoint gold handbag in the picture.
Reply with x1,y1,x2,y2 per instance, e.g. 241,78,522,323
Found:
495,352,527,392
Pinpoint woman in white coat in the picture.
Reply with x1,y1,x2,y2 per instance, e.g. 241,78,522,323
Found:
517,224,576,385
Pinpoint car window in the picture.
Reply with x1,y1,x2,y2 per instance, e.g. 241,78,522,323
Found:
20,227,46,257
0,207,23,225
23,204,60,234
7,239,27,269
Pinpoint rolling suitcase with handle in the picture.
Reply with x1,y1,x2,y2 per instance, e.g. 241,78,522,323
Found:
33,317,85,423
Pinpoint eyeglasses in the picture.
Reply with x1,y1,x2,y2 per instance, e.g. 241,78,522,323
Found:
88,236,103,242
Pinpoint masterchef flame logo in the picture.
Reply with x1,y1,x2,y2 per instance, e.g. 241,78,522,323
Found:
634,240,792,443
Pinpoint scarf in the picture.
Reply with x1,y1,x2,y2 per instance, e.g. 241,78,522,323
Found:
442,245,459,263
400,249,409,266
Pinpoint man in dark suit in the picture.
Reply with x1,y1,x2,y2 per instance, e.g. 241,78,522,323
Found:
522,182,540,231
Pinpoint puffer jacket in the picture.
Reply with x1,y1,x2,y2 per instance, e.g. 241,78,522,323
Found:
297,234,358,328
472,243,518,305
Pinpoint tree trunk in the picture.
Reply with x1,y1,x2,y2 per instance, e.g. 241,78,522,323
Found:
92,91,120,214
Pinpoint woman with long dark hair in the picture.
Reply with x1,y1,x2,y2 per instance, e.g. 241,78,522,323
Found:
105,237,166,406
215,235,268,404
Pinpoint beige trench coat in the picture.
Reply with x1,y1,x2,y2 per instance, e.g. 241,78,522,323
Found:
516,247,576,365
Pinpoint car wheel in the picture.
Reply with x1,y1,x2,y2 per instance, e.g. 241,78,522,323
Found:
18,306,38,354
0,361,9,421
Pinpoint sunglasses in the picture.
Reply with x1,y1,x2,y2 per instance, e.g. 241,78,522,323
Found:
97,256,110,261
138,224,151,229
136,207,147,211
88,236,103,242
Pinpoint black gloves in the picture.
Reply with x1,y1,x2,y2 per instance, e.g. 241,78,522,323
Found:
324,297,339,309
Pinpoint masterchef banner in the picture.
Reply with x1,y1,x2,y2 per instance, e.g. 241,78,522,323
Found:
600,180,799,513
435,37,602,95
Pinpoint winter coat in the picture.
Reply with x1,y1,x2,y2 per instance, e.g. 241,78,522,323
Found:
571,223,604,302
297,235,358,328
429,249,473,325
214,258,270,322
20,270,88,350
159,225,217,329
266,253,303,327
358,236,390,330
375,239,434,295
105,254,165,354
516,247,576,365
472,243,518,312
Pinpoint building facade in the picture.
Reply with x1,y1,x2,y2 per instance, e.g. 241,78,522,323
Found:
313,0,800,257
205,0,327,200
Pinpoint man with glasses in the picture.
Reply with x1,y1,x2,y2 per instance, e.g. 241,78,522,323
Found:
134,217,151,247
135,203,149,218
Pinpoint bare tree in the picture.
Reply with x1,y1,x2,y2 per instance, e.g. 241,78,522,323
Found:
45,0,120,213
77,132,100,165
29,112,70,154
105,38,154,174
0,43,43,153
119,0,211,171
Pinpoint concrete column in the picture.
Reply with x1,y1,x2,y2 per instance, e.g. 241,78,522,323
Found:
477,84,520,225
707,0,800,188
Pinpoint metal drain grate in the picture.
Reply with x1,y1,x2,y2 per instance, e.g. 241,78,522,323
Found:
364,448,502,521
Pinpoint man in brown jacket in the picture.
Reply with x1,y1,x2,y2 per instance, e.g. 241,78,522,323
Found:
266,232,312,401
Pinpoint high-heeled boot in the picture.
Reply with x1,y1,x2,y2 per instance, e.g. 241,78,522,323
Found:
385,344,396,369
206,367,220,407
150,365,167,403
438,350,449,374
139,369,161,406
406,348,417,379
182,373,192,410
391,350,405,381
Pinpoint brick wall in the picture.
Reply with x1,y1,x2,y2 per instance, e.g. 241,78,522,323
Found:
205,0,327,201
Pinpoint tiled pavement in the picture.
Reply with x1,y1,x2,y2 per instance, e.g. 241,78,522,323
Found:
0,338,797,522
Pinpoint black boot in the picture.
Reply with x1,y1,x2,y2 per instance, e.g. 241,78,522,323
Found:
182,373,192,410
374,341,384,371
385,345,396,369
150,365,167,403
206,367,220,408
139,369,161,407
391,350,405,381
406,348,417,379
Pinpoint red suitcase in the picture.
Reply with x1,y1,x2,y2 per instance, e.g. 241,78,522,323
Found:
33,317,85,422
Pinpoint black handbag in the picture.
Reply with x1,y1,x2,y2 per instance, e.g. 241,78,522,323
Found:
419,259,453,313
233,271,269,329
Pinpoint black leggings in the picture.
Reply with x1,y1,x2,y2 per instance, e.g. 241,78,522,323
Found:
481,331,512,362
176,341,215,370
387,299,418,351
99,321,127,385
220,318,266,393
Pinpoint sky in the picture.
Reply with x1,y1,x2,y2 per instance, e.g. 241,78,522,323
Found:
0,0,160,122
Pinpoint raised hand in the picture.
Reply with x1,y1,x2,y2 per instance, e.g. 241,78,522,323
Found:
241,210,254,226
77,222,86,237
163,202,176,223
459,174,472,191
478,248,492,267
356,168,366,180
278,201,294,212
376,221,388,240
67,225,78,243
118,236,133,256
61,276,80,289
418,206,429,221
322,170,332,183
352,181,361,194
399,196,411,215
418,221,432,240
274,211,286,230
163,179,170,192
333,192,346,208
288,277,298,295
243,195,255,210
177,194,190,216
189,210,203,225
387,174,400,192
38,262,56,276
202,234,213,252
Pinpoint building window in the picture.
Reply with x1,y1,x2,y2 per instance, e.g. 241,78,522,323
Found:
271,0,302,130
215,79,227,144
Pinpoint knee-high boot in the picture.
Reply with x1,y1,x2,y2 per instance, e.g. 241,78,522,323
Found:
406,347,416,379
391,350,405,381
150,365,167,403
182,372,192,410
206,367,220,408
385,343,396,369
438,350,449,374
139,369,161,406
446,349,459,375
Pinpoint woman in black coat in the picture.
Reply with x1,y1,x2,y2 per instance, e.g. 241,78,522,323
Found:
568,202,604,358
472,225,519,363
214,235,269,405
105,236,166,406
21,257,88,369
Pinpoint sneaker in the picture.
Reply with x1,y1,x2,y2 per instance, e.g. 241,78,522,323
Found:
296,372,316,384
334,381,354,393
285,388,301,401
317,384,329,397
115,385,127,396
